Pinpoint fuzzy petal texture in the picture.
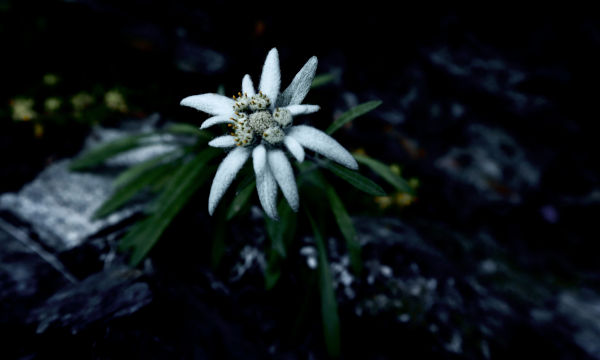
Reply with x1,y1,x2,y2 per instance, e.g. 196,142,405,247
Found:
285,104,320,116
284,136,305,162
200,115,234,129
288,125,358,170
252,144,267,175
258,48,280,108
180,94,235,116
280,56,318,106
268,149,299,211
208,147,251,215
242,74,256,97
208,135,236,148
253,145,278,219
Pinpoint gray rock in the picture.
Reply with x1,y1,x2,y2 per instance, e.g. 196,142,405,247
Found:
28,266,151,334
0,115,179,251
0,222,71,324
436,123,540,205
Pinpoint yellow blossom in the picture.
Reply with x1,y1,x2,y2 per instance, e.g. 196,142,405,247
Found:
44,97,62,113
43,73,60,86
10,98,37,121
71,92,95,112
104,90,128,112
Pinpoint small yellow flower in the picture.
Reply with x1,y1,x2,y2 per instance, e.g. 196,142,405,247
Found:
43,73,60,86
71,92,95,112
10,98,37,121
44,97,62,113
353,148,367,156
104,90,128,113
34,123,44,139
374,196,394,209
394,192,416,207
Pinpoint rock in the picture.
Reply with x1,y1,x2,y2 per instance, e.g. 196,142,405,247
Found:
0,220,72,325
28,266,151,335
435,123,540,207
175,42,227,75
0,115,178,252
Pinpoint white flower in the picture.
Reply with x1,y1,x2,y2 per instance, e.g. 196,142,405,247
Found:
181,48,358,219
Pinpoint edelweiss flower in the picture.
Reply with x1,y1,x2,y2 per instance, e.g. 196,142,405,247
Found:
181,48,358,219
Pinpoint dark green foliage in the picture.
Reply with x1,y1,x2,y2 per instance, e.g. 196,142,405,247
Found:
311,73,335,89
264,201,297,290
355,154,415,195
226,180,255,221
321,160,387,196
326,100,382,135
326,185,362,275
118,148,219,266
69,134,151,171
308,213,341,358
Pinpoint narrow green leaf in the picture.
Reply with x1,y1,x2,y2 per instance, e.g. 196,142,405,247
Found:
94,162,177,219
70,134,149,171
211,208,227,269
321,161,386,196
165,123,211,140
225,180,255,221
119,148,219,266
307,213,341,358
326,186,362,275
354,154,415,195
264,251,282,291
311,73,335,89
264,201,298,290
326,100,382,135
113,150,181,189
265,201,297,258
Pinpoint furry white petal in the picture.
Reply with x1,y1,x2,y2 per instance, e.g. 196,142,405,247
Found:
208,147,251,215
284,136,305,162
280,56,318,106
252,144,267,175
208,135,236,148
253,145,278,219
180,94,235,116
242,74,256,97
258,48,280,109
200,115,234,129
268,149,299,211
285,104,320,116
287,125,358,170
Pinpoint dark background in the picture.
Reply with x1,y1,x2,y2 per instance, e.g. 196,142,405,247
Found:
1,1,600,359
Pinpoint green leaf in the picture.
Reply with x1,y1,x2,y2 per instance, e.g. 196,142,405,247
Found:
211,208,228,269
326,100,382,135
354,154,415,195
264,201,297,290
70,134,150,171
94,161,177,219
321,161,386,196
265,201,297,258
113,150,181,189
165,123,211,140
307,213,341,358
226,180,255,221
264,251,282,291
311,73,335,89
119,148,220,266
326,186,362,275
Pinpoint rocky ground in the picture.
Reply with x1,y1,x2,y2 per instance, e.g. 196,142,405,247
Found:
1,3,599,359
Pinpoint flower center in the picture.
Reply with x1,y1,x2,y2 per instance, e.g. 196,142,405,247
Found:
229,91,292,147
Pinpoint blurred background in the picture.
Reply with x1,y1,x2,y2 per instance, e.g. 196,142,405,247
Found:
1,1,600,359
